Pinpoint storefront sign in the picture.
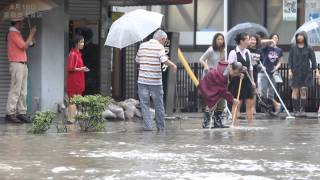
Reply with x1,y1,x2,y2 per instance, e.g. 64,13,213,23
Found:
283,0,297,21
1,3,45,20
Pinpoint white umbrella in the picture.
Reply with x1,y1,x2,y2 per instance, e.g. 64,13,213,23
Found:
290,17,320,46
105,9,163,49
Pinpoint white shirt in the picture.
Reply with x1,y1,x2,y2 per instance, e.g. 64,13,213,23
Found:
199,46,225,68
227,46,253,71
9,26,20,32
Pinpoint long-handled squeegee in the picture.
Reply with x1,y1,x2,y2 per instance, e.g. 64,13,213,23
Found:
251,66,295,120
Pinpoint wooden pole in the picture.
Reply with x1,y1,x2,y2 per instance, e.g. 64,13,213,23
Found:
232,76,243,127
165,33,179,115
100,0,112,96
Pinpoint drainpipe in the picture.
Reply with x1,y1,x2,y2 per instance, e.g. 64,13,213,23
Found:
224,0,228,59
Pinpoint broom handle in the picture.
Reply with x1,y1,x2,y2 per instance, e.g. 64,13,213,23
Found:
232,76,243,125
245,69,291,117
260,66,291,117
245,71,264,102
236,78,243,101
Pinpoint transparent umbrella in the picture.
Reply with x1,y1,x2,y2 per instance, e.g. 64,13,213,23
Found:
105,9,163,49
291,17,320,46
227,22,269,47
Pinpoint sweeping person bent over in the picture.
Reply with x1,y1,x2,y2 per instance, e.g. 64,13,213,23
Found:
199,61,242,128
199,33,227,128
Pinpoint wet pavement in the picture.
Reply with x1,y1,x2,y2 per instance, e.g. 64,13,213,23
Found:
0,115,320,180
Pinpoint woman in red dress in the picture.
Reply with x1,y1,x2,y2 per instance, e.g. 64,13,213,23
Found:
67,35,89,124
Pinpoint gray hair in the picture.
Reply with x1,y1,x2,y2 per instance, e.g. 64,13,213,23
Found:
153,30,167,41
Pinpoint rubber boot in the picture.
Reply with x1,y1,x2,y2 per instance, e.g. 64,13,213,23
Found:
211,111,220,128
292,99,299,117
202,111,210,128
216,111,229,128
299,98,307,117
212,111,229,128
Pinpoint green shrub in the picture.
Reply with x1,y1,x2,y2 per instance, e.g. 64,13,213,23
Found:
29,111,55,134
71,95,113,132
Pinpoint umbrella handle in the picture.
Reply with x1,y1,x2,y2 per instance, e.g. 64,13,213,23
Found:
27,17,36,46
232,76,243,126
27,18,32,30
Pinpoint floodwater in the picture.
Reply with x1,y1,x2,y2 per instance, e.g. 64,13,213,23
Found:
0,117,319,180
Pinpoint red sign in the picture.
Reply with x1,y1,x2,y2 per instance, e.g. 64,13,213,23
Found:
108,0,193,6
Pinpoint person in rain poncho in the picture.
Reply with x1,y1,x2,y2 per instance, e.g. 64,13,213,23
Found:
199,33,227,128
198,61,242,128
289,31,319,117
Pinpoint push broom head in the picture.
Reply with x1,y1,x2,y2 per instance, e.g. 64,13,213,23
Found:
286,116,296,120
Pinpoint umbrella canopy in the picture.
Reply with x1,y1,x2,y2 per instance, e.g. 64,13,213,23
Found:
105,9,163,49
227,22,269,47
0,0,57,21
291,17,320,46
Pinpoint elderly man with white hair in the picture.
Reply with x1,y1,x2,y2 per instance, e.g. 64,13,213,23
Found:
135,30,177,131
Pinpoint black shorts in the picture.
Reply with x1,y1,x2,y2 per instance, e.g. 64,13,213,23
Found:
228,76,254,100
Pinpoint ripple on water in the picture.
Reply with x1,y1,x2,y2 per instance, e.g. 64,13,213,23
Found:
0,164,22,171
105,171,275,180
84,150,189,161
176,172,274,180
84,169,99,174
74,148,320,178
51,166,76,173
184,126,268,132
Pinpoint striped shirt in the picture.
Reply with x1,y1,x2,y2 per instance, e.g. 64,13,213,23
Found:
136,39,168,85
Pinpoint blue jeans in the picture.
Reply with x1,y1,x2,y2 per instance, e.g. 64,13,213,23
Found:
138,83,165,130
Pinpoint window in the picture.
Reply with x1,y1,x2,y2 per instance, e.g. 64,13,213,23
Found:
228,0,264,27
167,0,225,46
167,0,310,47
167,1,194,45
267,0,297,45
196,0,224,45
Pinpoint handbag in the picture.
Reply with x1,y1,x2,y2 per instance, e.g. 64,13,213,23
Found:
272,71,283,83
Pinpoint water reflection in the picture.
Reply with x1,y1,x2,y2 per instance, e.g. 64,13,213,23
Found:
0,119,319,179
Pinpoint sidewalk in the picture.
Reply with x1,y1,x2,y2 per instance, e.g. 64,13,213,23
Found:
169,112,319,120
0,112,318,125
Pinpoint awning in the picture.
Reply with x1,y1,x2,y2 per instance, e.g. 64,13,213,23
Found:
108,0,193,6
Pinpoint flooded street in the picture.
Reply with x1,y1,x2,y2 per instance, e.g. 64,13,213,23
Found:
0,117,320,180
